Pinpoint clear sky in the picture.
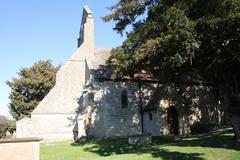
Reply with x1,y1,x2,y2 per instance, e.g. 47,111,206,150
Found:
0,0,125,119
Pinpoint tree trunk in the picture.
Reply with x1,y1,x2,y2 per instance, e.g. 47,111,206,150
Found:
229,114,240,141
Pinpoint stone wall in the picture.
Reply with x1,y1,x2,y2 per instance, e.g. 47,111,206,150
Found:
0,138,41,160
141,83,219,136
143,110,162,136
81,81,221,138
82,81,142,138
17,114,80,141
17,78,221,140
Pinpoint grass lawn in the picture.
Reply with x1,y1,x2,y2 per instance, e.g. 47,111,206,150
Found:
40,130,240,160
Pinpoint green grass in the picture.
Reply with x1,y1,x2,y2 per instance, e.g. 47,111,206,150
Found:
40,130,240,160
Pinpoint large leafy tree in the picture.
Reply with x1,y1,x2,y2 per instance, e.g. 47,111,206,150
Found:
104,0,240,80
7,60,59,120
104,0,240,137
106,5,199,79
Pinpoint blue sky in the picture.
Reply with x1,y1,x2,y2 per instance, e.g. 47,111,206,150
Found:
0,0,125,119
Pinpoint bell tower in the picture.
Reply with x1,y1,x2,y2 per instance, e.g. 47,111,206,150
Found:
77,5,94,51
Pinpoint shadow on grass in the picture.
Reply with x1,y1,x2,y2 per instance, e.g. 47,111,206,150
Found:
173,129,240,151
72,137,203,160
71,129,239,159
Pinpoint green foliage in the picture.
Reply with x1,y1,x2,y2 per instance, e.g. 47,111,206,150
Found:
103,0,154,34
6,120,16,134
0,126,6,139
6,60,59,120
0,118,16,139
105,0,240,88
108,5,199,79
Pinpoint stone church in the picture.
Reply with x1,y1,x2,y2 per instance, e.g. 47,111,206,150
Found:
16,6,222,141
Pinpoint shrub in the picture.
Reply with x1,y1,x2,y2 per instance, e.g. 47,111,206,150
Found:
0,119,16,139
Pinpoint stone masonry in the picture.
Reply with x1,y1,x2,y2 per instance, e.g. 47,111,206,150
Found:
16,6,223,141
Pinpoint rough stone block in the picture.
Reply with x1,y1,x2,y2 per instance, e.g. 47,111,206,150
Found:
128,134,152,145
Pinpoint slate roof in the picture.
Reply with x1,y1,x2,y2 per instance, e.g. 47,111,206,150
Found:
91,51,211,86
92,48,111,69
90,48,115,79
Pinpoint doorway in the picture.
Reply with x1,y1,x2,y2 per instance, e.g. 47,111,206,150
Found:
167,106,179,136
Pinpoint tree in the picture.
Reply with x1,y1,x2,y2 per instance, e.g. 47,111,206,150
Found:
0,119,16,139
7,60,59,120
0,115,8,138
5,120,16,135
104,0,240,138
104,0,240,79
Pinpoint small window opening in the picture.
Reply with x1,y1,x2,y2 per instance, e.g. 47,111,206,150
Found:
149,113,153,121
121,90,128,108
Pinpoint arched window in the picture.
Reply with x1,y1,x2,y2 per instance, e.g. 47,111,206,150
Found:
121,90,128,108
